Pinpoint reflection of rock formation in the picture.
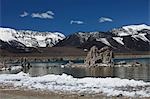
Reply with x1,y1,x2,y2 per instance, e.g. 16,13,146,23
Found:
85,46,113,66
0,62,4,69
0,62,7,69
85,67,114,77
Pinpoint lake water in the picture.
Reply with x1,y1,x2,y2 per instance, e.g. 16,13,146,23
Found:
1,58,150,82
29,57,150,82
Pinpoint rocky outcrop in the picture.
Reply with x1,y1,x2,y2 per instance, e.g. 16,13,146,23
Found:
85,46,113,66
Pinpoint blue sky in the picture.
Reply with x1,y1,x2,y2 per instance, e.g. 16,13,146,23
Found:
0,0,149,35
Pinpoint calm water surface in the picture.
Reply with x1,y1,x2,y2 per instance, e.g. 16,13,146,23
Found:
1,58,150,82
28,58,150,82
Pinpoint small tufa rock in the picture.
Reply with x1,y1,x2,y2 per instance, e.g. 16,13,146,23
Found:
84,46,113,66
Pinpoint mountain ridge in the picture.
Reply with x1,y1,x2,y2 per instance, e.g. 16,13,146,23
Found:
55,24,150,52
0,24,150,53
0,27,65,47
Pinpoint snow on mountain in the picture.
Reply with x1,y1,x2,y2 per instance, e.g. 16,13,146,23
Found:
77,31,111,42
0,27,65,47
132,33,150,42
56,24,150,51
0,28,16,41
112,24,150,36
123,24,150,32
96,38,111,46
1,24,149,51
112,37,124,45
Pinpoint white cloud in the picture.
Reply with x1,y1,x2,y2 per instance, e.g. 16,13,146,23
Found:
31,10,54,19
70,20,84,24
99,17,113,23
20,11,29,17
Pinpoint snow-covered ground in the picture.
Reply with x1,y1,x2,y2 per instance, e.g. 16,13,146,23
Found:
0,66,22,71
0,72,150,97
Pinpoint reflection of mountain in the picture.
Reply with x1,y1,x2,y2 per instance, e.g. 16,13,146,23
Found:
56,24,150,52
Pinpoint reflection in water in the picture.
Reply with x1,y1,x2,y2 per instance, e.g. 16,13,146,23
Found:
113,65,150,81
84,67,114,77
1,58,150,82
29,61,150,82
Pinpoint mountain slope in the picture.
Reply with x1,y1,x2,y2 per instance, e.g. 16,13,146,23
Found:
56,32,112,47
0,27,65,47
56,24,150,52
0,27,65,53
0,24,149,53
111,24,150,36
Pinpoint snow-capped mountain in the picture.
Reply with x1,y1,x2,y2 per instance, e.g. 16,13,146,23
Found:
111,24,150,43
0,28,16,42
111,24,150,36
0,27,65,47
0,24,149,52
56,31,112,47
56,24,150,52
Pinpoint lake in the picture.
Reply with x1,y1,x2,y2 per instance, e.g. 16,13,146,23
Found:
1,57,150,82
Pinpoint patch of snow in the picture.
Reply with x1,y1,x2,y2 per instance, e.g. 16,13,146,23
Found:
0,66,22,71
11,66,23,71
122,24,150,36
132,33,150,42
61,65,65,68
54,32,66,38
113,37,124,45
0,72,150,97
96,63,112,67
77,32,91,42
96,38,111,46
112,24,150,36
77,32,108,43
16,30,65,47
38,41,47,47
0,28,16,41
116,32,129,36
123,24,150,31
34,35,46,41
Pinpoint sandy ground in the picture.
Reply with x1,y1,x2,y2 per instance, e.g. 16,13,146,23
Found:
0,85,150,99
1,88,150,99
0,89,120,99
0,84,132,99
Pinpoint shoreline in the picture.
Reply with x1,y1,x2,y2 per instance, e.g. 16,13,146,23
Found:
0,72,150,98
0,47,149,63
0,54,149,64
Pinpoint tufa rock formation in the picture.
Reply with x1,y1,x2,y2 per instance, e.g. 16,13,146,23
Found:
84,46,113,66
